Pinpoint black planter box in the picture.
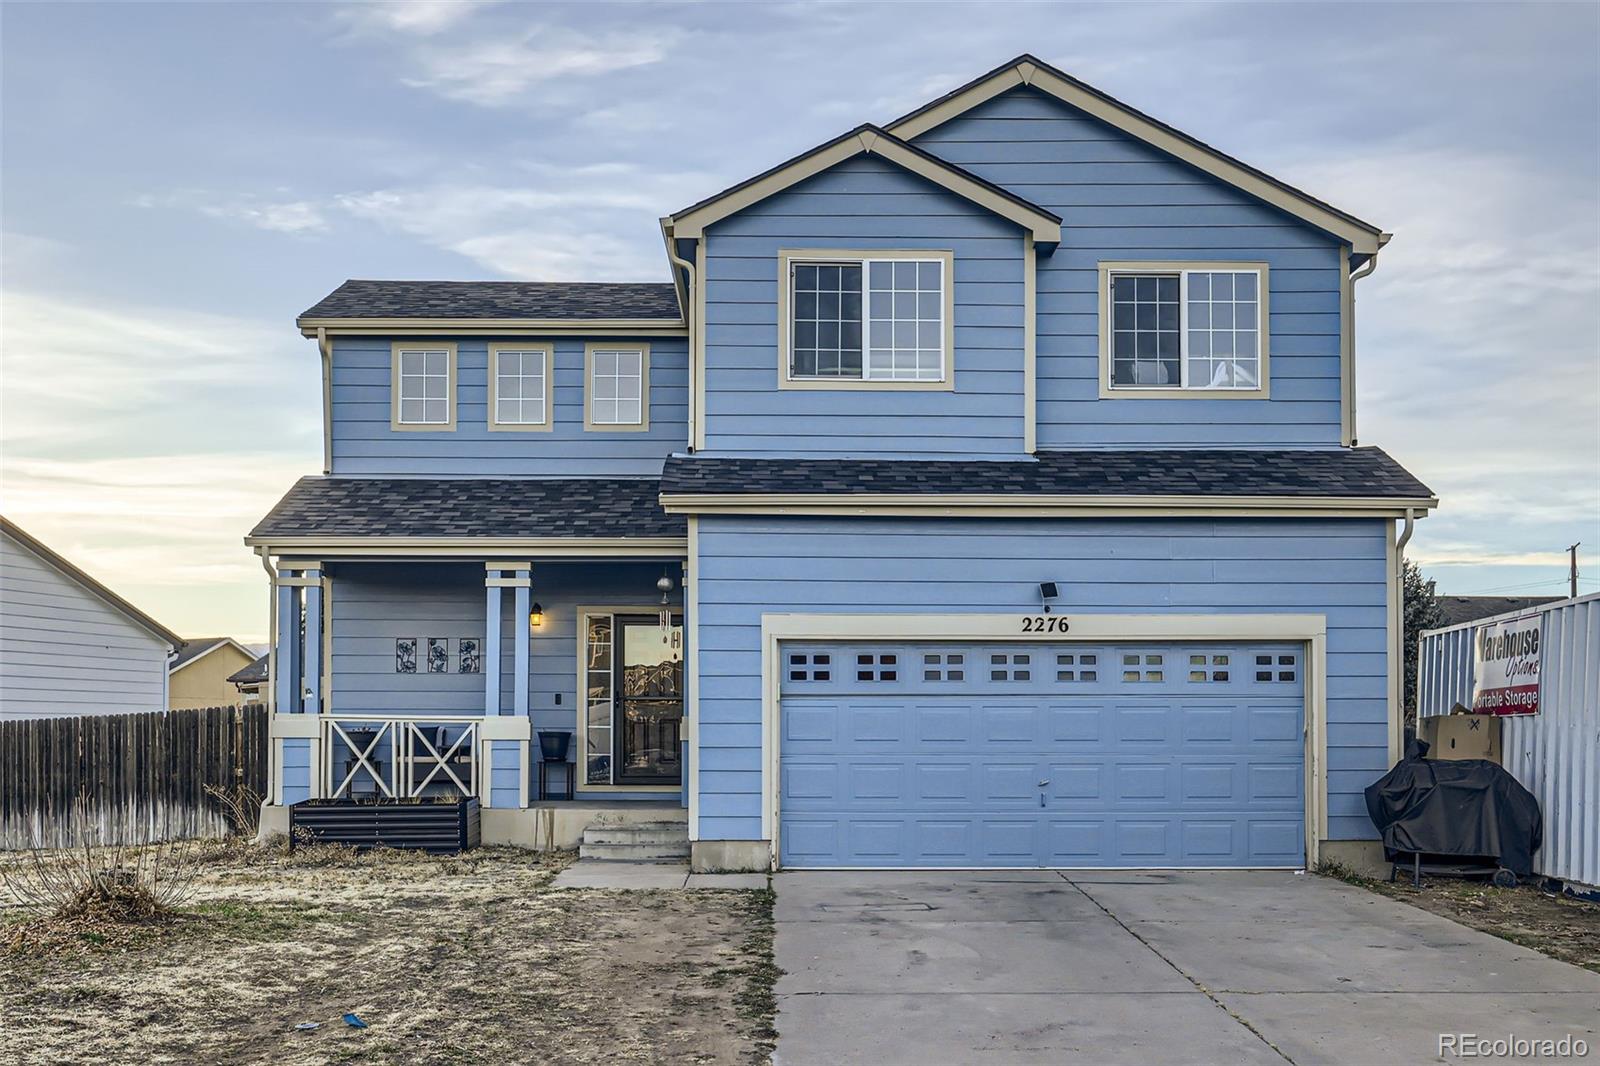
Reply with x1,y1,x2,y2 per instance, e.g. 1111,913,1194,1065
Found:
289,797,481,855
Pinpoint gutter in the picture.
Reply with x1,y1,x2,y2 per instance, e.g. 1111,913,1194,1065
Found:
660,219,698,454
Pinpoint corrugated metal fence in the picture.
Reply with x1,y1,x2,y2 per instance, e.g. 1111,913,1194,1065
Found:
0,704,268,850
1418,594,1599,890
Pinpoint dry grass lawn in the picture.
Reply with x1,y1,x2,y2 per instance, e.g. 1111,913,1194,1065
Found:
1322,864,1600,975
1,842,777,1065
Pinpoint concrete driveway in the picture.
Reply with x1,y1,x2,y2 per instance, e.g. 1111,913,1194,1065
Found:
773,870,1600,1065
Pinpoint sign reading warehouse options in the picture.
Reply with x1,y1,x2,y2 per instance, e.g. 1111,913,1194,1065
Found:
1472,614,1542,716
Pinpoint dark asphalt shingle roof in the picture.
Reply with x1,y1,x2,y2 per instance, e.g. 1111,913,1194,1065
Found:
300,280,683,322
228,653,270,686
1435,596,1562,628
250,477,686,540
660,447,1434,500
171,637,238,670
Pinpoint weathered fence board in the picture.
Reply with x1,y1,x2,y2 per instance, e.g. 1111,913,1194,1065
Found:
0,704,267,849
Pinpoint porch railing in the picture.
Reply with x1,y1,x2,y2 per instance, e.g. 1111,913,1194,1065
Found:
319,715,479,801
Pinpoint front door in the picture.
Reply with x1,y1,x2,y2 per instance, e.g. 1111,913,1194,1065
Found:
614,615,684,785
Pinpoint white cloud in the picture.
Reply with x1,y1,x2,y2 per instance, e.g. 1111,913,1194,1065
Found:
336,0,499,37
399,26,678,107
134,191,330,234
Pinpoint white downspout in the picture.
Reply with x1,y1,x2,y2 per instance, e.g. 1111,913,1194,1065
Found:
1346,251,1379,447
316,328,333,475
663,229,698,453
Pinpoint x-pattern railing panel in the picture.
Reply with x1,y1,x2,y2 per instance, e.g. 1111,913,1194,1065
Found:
321,716,479,800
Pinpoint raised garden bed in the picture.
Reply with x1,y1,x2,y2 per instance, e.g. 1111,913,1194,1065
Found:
289,797,481,854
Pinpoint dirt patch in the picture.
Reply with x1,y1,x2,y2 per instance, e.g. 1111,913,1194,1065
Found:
1,845,777,1064
1320,864,1600,974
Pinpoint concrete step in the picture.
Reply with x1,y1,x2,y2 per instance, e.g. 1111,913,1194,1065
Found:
578,841,691,863
581,821,691,847
578,819,690,862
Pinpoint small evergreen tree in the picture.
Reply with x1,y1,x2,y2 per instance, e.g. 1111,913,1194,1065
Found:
1402,560,1445,727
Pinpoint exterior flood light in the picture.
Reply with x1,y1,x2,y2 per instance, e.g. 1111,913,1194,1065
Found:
1039,582,1060,613
529,602,544,630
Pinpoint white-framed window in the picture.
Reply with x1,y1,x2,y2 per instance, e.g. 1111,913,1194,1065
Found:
584,343,649,430
1099,263,1269,396
489,346,550,430
391,342,456,430
780,249,953,388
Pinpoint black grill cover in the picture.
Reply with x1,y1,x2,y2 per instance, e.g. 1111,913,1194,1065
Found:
1364,739,1543,875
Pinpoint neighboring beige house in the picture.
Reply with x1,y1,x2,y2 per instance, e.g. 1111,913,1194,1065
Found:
0,515,181,720
168,637,257,710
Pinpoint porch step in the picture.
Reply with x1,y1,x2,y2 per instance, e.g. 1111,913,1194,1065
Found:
578,820,690,862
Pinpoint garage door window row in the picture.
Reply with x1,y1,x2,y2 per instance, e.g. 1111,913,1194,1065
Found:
784,645,1300,694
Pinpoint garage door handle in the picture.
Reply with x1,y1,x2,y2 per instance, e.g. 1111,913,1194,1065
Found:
1038,779,1050,787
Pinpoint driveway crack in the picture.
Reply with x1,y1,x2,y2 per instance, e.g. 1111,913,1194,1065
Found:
1059,873,1296,1065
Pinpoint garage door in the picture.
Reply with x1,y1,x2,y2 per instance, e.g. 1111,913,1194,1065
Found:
778,641,1305,868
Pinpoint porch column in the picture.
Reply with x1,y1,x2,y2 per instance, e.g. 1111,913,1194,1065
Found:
274,569,302,713
300,567,323,714
512,568,531,718
484,569,502,716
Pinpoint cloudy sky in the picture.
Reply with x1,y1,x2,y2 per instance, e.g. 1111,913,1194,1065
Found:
2,1,1596,642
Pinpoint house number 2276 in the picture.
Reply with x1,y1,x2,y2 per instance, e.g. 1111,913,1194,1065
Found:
1021,616,1070,633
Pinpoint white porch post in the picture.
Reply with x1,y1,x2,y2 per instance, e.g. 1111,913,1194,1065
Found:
513,574,531,718
274,571,301,713
484,571,502,717
301,568,323,714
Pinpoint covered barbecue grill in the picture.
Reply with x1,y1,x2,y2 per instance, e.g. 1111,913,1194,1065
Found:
1364,738,1543,887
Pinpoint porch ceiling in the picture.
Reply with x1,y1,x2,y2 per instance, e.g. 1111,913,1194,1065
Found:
248,476,685,545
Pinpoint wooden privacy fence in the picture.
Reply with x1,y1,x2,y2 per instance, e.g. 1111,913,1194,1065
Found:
0,704,268,850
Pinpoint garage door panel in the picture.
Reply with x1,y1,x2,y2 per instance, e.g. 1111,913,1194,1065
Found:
778,641,1306,869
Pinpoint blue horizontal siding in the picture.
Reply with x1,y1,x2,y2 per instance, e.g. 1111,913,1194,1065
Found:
692,515,1390,845
702,154,1028,457
914,86,1347,448
329,335,687,476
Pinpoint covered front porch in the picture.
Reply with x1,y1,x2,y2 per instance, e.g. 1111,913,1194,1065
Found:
258,552,689,847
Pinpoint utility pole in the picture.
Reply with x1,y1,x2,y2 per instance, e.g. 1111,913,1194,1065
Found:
1570,542,1582,600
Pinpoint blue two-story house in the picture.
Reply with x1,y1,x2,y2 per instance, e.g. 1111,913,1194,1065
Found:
249,55,1435,873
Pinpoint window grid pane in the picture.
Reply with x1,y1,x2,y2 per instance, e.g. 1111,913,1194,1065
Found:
397,348,451,424
791,263,863,378
495,350,547,425
1110,274,1180,387
867,259,943,381
590,349,644,425
1187,271,1259,389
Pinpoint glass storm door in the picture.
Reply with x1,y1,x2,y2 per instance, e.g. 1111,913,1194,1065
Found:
614,615,684,785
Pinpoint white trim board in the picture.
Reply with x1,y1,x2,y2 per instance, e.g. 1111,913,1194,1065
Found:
755,612,1329,871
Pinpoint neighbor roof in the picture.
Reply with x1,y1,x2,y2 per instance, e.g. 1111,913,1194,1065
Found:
299,280,683,324
885,54,1386,256
660,448,1434,505
249,477,686,542
170,637,254,673
1435,595,1564,628
0,515,182,648
668,124,1062,243
228,652,270,686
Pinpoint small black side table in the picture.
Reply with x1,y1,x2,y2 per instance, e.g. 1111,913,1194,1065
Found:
539,759,574,801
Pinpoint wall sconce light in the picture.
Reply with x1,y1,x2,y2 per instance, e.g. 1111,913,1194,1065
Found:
1039,582,1060,614
529,602,544,631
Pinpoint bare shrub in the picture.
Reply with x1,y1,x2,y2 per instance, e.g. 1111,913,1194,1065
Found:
1,798,200,926
203,779,263,836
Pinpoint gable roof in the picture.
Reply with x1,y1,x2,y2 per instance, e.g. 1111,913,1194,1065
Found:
0,516,181,649
170,636,255,674
298,280,683,332
884,54,1387,257
668,125,1063,244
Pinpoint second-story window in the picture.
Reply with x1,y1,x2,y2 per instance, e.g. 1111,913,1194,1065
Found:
585,343,649,430
1102,264,1267,394
489,346,551,430
391,342,456,430
784,251,952,386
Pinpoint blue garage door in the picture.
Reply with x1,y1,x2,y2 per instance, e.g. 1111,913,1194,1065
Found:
779,642,1305,869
